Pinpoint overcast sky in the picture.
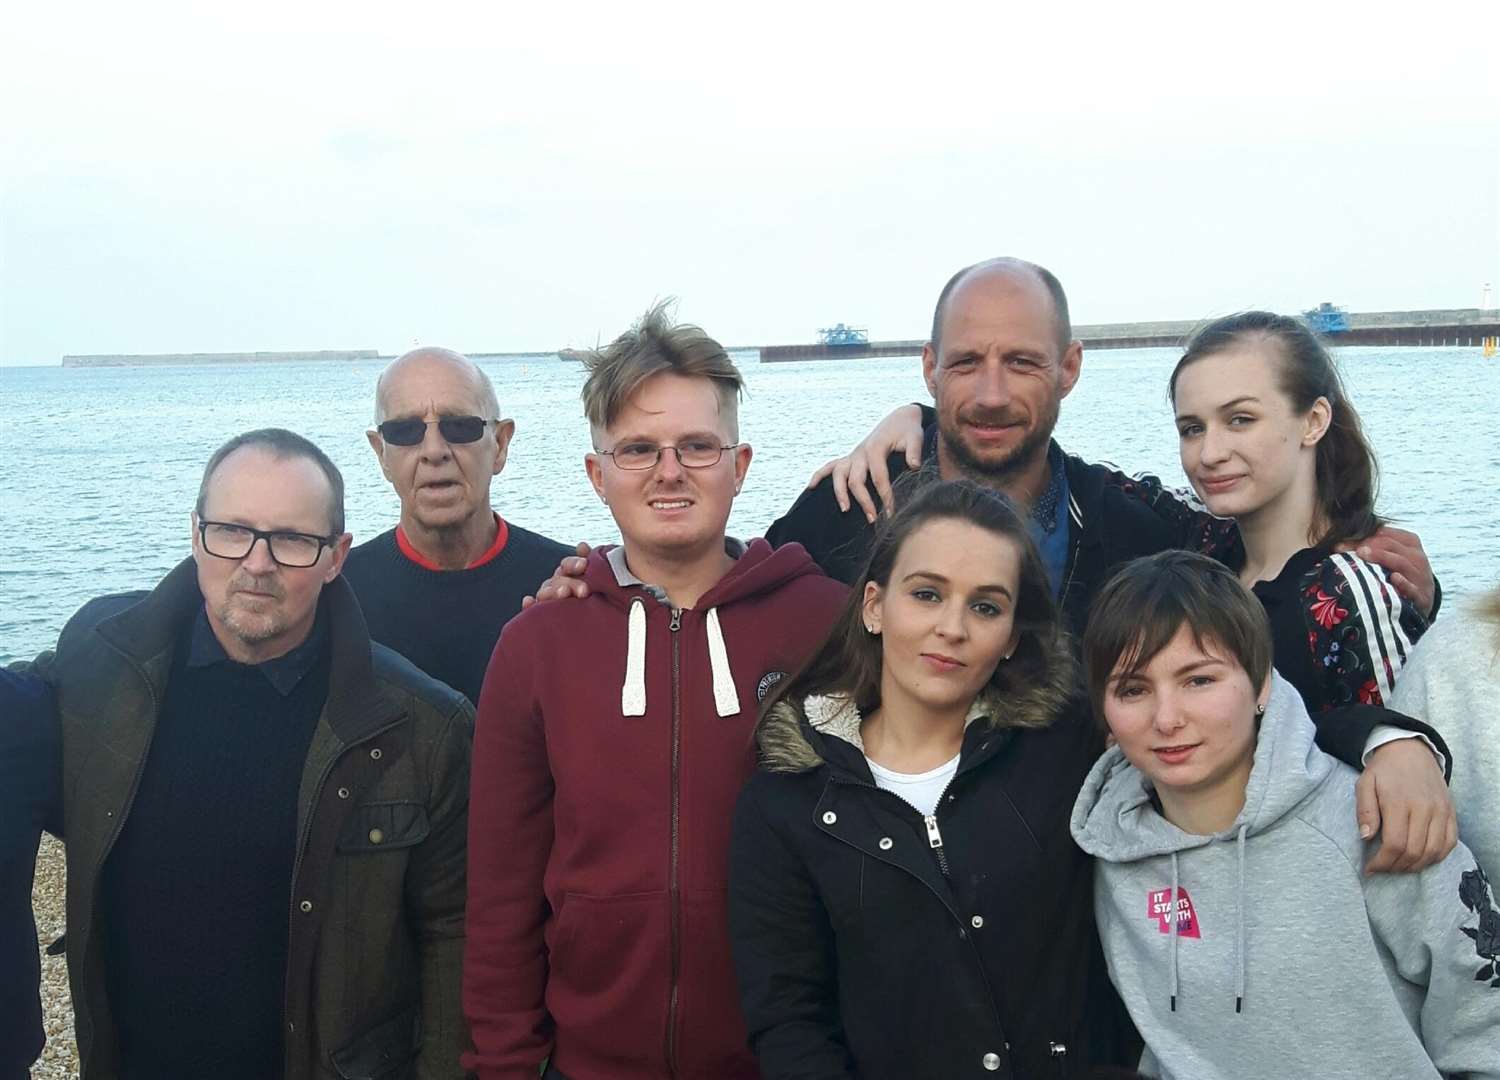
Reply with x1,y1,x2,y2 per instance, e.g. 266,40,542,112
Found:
3,1,1498,366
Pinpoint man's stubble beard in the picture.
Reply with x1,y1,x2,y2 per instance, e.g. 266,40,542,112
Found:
937,402,1058,494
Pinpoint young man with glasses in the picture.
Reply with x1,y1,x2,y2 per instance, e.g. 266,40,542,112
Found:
28,428,473,1080
463,304,846,1080
344,346,569,703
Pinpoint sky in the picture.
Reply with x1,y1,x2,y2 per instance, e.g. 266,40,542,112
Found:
3,1,1498,366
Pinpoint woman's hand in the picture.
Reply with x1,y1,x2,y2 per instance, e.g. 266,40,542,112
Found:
1356,738,1457,874
1339,526,1435,617
804,404,925,523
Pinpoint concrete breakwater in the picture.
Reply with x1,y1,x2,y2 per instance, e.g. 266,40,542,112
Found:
57,309,1500,368
62,349,381,367
759,308,1500,361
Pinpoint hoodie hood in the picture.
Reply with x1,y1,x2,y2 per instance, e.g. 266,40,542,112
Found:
583,538,836,720
582,537,828,611
1070,670,1331,862
756,640,1076,775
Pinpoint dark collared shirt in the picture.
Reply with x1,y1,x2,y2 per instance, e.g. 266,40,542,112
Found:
918,429,1072,597
186,605,328,696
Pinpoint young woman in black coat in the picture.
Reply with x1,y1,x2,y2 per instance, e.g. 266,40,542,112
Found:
729,480,1133,1079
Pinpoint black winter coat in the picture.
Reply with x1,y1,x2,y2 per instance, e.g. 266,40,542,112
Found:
729,674,1136,1079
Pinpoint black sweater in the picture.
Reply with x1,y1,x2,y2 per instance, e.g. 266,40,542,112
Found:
101,627,328,1080
0,667,59,1077
341,522,569,704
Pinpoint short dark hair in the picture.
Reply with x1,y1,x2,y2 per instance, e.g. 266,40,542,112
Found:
1170,311,1382,550
1083,550,1273,726
580,300,744,437
195,428,346,535
930,257,1073,354
766,478,1069,718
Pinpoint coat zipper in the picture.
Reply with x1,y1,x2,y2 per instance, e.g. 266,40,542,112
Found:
665,605,683,1076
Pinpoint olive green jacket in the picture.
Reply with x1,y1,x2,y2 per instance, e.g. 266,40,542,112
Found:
33,559,473,1080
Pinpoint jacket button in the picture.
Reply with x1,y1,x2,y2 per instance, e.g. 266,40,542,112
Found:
878,837,893,850
299,900,314,913
337,787,351,799
982,1051,1001,1070
287,1021,295,1033
821,811,837,825
369,748,383,760
971,915,984,929
368,828,385,844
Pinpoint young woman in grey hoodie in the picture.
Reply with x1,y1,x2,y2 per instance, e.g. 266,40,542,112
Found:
1070,551,1499,1080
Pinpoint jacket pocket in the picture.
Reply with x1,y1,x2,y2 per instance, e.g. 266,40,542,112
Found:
329,1004,421,1079
546,891,669,1067
337,801,430,853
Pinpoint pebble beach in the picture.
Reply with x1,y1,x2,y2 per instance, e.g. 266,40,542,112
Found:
33,837,77,1079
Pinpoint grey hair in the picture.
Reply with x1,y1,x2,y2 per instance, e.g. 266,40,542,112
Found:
373,347,500,425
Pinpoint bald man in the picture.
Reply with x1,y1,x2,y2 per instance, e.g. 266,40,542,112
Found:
342,347,569,703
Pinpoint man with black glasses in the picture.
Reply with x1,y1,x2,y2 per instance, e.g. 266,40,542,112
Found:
343,346,569,703
29,428,472,1080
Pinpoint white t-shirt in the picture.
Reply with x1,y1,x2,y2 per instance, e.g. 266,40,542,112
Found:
866,753,960,817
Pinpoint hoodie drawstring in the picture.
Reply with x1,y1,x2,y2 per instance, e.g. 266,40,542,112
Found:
1169,852,1180,1012
1166,831,1249,1016
622,599,646,716
705,607,741,717
1235,823,1248,1014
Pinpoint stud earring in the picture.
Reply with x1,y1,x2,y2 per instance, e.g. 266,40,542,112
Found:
865,623,880,635
1255,703,1266,717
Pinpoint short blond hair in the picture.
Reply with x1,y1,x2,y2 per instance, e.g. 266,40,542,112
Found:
580,301,744,437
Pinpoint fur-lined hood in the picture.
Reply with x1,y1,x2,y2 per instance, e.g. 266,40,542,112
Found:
756,648,1077,775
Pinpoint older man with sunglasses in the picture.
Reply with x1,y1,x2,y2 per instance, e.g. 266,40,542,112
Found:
27,428,472,1080
343,347,570,704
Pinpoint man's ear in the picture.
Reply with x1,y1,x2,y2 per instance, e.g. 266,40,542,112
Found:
324,533,354,581
365,429,394,481
585,453,607,503
921,343,940,400
1057,341,1084,400
491,419,516,476
731,442,753,494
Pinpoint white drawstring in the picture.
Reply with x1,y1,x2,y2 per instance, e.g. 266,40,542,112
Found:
622,599,646,716
705,607,741,717
1235,824,1248,1014
1169,852,1180,1013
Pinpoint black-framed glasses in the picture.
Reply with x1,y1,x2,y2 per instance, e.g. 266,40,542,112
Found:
377,415,496,447
594,439,740,471
198,521,336,568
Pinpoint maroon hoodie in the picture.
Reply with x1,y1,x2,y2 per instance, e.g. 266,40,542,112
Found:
464,539,846,1079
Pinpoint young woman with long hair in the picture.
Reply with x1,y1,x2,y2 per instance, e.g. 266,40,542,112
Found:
728,479,1135,1079
1167,311,1426,713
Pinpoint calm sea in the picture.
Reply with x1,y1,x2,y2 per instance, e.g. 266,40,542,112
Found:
3,347,1496,664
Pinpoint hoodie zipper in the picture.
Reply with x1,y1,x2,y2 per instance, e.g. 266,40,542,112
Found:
666,605,683,1076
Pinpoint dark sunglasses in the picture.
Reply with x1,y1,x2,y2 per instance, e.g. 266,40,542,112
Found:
377,415,494,446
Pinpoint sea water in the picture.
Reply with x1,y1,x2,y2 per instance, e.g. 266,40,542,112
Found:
3,346,1496,663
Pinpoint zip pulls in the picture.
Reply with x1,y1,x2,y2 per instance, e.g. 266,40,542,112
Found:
923,814,952,878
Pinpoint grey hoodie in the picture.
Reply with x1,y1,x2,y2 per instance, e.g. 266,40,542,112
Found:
1070,671,1500,1080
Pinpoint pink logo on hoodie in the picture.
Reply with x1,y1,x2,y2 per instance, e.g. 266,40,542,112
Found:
1147,887,1201,938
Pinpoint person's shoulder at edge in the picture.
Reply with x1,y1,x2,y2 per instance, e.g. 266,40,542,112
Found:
369,641,473,725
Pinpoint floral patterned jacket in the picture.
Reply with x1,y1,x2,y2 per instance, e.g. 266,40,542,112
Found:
1249,546,1428,713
